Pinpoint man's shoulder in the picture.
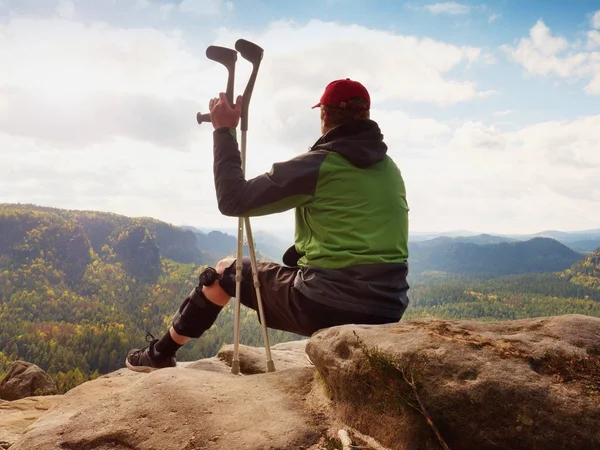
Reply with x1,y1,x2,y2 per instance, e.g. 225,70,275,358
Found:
279,148,331,166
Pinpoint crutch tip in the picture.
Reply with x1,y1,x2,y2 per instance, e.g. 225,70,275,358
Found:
231,361,241,375
266,361,276,372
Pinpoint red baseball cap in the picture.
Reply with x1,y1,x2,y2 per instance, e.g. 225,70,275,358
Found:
312,78,370,110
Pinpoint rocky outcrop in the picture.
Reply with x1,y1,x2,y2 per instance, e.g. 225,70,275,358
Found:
0,395,61,449
4,314,600,450
0,361,58,401
306,313,600,450
7,341,326,450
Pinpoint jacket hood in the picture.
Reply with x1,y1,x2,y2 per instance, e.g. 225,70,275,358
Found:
310,119,388,168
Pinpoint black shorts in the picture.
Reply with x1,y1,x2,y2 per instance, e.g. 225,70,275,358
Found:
221,258,399,337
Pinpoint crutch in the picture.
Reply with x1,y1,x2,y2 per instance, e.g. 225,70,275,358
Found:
196,40,275,374
231,39,275,374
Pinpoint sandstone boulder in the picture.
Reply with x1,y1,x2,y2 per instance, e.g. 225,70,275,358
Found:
8,341,328,450
0,361,58,401
306,313,600,450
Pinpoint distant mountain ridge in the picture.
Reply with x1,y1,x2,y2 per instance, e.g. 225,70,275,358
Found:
1,202,595,281
1,203,207,266
187,225,600,254
509,228,600,241
181,225,591,278
414,233,518,248
0,204,288,267
409,228,600,240
181,225,596,277
180,226,288,264
409,229,600,253
408,236,585,278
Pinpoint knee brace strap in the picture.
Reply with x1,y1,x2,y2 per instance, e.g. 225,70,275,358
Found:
172,287,223,339
198,267,221,287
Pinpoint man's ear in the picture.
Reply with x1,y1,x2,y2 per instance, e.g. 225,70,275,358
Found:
320,107,328,125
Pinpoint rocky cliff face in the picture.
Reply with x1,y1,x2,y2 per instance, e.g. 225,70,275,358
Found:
2,314,599,450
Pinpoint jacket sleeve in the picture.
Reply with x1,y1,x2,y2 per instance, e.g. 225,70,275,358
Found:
212,127,327,217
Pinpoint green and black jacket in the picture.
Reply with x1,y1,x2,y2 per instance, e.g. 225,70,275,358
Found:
212,119,410,318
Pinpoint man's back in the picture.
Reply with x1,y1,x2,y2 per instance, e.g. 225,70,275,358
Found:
291,119,410,319
294,122,409,270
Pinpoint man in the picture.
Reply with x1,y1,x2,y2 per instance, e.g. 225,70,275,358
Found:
126,78,410,372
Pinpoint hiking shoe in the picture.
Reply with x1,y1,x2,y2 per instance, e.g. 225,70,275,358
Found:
125,333,177,373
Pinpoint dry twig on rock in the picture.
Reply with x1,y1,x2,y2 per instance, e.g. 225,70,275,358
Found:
401,370,450,450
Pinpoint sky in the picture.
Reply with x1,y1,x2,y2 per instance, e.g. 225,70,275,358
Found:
1,0,599,236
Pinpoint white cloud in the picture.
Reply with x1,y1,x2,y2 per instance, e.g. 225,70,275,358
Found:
585,54,600,94
402,114,600,232
138,0,234,17
488,13,501,23
0,132,221,226
0,18,205,97
483,53,497,64
529,20,568,55
159,3,176,18
587,30,600,49
451,121,507,151
179,0,234,15
514,115,600,168
0,86,200,150
373,110,452,150
493,109,513,116
512,116,600,207
56,0,75,19
0,17,218,149
501,19,600,94
592,10,600,29
422,2,471,15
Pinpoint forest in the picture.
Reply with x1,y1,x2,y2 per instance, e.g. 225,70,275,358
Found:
0,203,599,393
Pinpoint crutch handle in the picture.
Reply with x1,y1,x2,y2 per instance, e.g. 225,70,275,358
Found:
197,45,236,126
196,112,211,124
